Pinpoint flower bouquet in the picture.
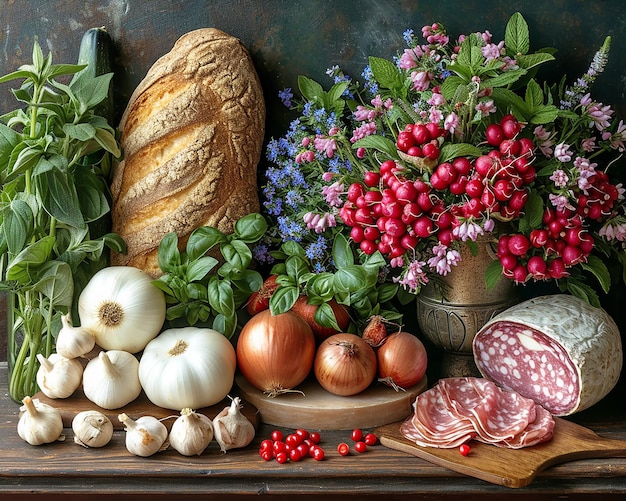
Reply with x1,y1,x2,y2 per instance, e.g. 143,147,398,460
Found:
256,12,626,333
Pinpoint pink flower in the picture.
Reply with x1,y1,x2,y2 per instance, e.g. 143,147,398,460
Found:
581,137,596,152
443,112,459,134
549,193,575,212
321,181,344,207
533,125,555,157
393,259,429,293
399,47,424,70
586,100,614,130
481,41,504,61
314,135,337,158
350,121,377,143
554,142,573,162
475,100,496,116
428,92,445,106
410,70,432,91
452,220,484,241
549,169,569,188
354,105,376,121
427,244,461,275
321,172,334,182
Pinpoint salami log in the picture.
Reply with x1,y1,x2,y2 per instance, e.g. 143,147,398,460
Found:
472,294,622,416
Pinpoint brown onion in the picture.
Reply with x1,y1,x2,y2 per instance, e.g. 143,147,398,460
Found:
236,309,315,396
377,331,428,390
314,333,377,396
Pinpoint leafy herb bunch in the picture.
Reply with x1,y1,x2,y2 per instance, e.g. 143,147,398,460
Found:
0,39,125,401
258,12,625,315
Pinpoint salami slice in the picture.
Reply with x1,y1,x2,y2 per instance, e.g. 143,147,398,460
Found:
473,294,622,416
400,377,554,450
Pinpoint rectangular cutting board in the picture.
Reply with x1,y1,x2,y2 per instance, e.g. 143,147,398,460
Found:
376,417,626,488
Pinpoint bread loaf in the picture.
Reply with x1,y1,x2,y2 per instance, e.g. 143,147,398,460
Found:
111,28,265,276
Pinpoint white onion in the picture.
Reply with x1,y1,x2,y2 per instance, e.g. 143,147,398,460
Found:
139,327,237,410
78,266,166,353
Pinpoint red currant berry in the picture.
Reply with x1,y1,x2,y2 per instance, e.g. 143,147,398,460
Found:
351,428,364,442
354,441,367,453
364,433,378,446
337,442,350,456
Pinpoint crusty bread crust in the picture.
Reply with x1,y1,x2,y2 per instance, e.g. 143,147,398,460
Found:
111,28,265,276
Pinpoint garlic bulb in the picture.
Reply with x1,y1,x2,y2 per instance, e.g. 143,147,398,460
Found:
78,266,166,353
17,396,64,445
118,413,168,457
169,408,214,456
139,327,237,410
72,410,113,448
56,314,96,359
212,397,255,453
83,350,141,409
36,353,83,399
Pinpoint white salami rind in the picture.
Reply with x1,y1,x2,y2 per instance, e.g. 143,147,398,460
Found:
472,294,623,416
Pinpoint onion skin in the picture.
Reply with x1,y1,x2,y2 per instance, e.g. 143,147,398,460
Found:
314,333,377,396
236,310,316,395
377,331,428,390
290,296,351,342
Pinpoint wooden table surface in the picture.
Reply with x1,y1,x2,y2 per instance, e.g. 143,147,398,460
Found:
2,364,626,500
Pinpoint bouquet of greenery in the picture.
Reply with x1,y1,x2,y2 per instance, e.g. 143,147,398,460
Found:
0,39,124,401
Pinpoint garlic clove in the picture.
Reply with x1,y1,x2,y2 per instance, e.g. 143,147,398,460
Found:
212,396,255,453
36,353,83,399
118,413,169,457
169,408,214,456
17,396,64,446
83,350,141,409
56,314,96,359
72,410,113,448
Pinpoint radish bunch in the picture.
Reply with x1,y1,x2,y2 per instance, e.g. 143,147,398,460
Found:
339,116,537,263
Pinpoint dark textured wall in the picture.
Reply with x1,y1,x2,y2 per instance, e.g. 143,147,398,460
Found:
1,0,625,136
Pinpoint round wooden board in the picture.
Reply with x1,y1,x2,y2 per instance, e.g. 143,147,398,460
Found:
236,375,427,430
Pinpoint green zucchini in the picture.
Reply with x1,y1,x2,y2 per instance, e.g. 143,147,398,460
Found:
75,26,115,124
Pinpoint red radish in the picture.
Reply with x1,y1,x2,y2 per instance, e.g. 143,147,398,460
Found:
507,234,530,256
485,123,504,146
363,171,380,187
411,124,431,144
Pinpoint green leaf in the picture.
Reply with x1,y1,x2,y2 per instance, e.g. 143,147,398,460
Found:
74,168,109,222
186,256,218,282
481,68,527,89
331,233,354,269
6,236,55,283
0,124,21,167
33,260,74,307
157,232,182,273
484,259,505,290
93,127,121,157
233,213,268,243
439,143,482,163
186,226,225,261
369,56,405,93
298,75,325,104
376,282,400,304
529,105,559,124
269,285,299,314
352,134,397,158
221,239,252,270
314,301,342,331
565,279,601,308
230,269,264,295
213,312,237,339
63,122,96,142
3,199,34,257
207,276,235,318
515,52,556,71
580,255,611,294
333,265,368,293
524,79,544,108
285,254,310,281
35,157,85,228
305,272,335,300
505,12,530,56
